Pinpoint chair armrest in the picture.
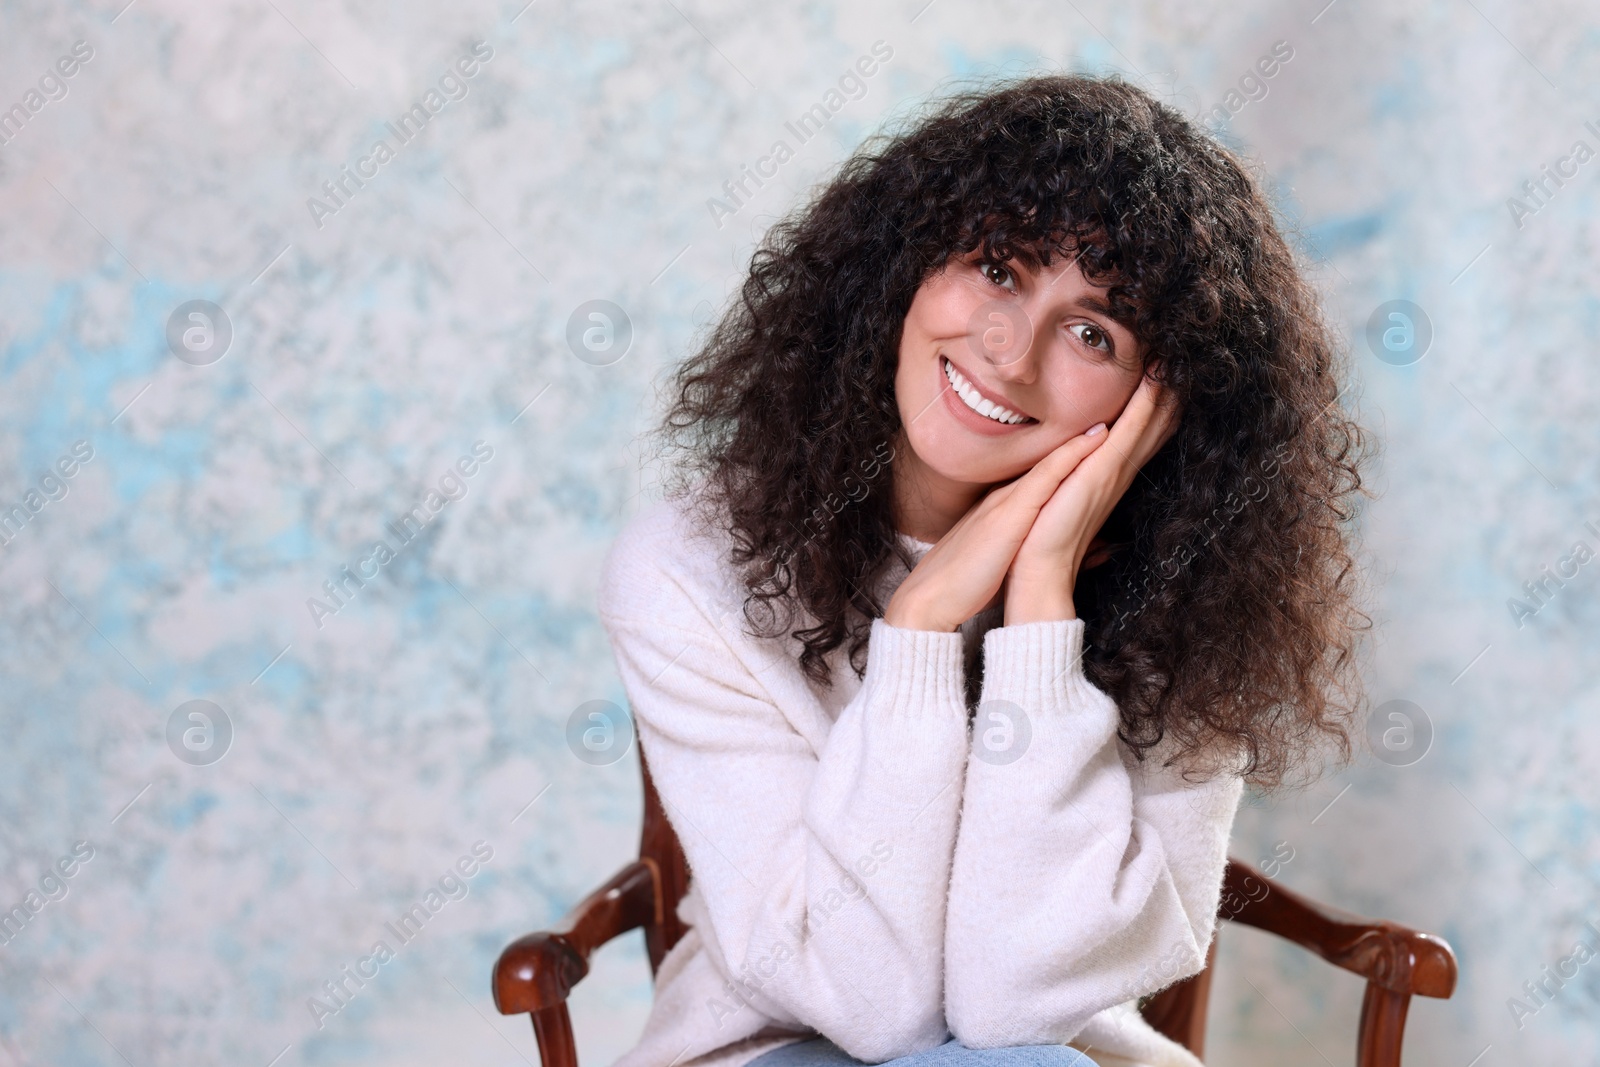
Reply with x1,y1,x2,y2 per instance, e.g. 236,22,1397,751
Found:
493,858,663,1015
1220,860,1457,999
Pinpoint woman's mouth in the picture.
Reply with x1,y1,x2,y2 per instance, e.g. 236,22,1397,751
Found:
941,356,1035,426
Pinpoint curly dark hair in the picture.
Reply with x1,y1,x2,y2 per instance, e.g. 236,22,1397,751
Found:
656,72,1377,788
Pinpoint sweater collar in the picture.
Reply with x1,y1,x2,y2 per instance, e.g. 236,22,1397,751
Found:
894,529,935,565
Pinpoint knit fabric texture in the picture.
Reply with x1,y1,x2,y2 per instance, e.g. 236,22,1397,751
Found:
596,490,1244,1067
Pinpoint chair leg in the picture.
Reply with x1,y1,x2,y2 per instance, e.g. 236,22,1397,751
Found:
531,1004,579,1067
1355,983,1412,1067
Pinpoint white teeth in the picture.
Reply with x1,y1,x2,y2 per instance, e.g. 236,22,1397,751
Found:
943,358,1028,424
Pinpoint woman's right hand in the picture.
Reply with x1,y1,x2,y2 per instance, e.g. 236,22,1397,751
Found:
883,426,1111,633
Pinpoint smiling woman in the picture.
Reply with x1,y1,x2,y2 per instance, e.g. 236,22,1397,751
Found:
601,72,1375,1067
891,248,1148,536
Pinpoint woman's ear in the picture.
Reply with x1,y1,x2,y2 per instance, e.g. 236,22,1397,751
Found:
1144,359,1183,449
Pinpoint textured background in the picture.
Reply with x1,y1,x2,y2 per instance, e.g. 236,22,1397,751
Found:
1,0,1597,1064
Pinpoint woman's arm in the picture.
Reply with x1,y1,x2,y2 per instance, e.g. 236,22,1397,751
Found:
599,519,970,1060
942,617,1243,1046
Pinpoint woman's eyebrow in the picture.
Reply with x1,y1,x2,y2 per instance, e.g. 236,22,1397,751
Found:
1071,292,1142,333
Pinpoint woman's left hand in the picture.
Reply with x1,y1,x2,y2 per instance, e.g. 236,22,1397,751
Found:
1004,370,1182,624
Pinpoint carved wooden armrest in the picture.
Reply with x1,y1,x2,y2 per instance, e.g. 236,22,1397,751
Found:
493,859,662,1016
1218,860,1458,1067
1221,861,1457,999
1142,859,1458,1065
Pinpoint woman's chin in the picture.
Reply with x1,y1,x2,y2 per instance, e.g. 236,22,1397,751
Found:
904,423,1046,489
921,453,1034,489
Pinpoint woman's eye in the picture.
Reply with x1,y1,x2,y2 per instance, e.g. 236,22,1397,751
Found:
978,261,1015,290
1069,322,1112,354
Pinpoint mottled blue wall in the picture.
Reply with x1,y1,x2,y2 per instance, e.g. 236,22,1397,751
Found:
1,0,1595,1064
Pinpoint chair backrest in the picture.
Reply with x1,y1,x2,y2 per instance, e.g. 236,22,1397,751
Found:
638,741,691,975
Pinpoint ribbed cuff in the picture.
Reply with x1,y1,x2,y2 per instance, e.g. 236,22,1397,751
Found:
863,617,968,721
978,618,1092,711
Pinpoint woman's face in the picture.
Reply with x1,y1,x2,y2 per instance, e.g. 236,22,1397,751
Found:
893,246,1147,491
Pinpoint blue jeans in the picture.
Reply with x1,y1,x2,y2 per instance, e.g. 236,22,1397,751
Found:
748,1036,1096,1067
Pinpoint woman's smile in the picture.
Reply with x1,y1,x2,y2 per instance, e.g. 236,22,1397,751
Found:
892,249,1147,539
940,355,1037,428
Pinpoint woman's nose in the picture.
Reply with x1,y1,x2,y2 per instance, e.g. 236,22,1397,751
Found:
972,301,1043,385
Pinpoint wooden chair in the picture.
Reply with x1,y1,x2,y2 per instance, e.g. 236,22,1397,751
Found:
493,746,1457,1066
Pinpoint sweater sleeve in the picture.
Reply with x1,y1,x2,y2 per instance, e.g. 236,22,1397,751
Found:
599,536,971,1061
943,618,1243,1047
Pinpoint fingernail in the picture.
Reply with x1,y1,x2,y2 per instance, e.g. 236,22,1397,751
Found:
1085,422,1107,437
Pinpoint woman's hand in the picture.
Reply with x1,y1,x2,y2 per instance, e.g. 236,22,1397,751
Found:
883,428,1112,633
1004,371,1182,624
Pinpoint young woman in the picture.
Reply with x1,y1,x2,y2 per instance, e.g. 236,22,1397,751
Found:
598,74,1372,1067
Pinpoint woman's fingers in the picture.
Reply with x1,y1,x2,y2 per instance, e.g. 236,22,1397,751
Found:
1006,427,1111,507
890,376,1178,632
1095,372,1181,477
930,430,1105,578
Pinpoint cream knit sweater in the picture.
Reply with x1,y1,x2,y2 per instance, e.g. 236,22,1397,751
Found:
597,489,1243,1067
